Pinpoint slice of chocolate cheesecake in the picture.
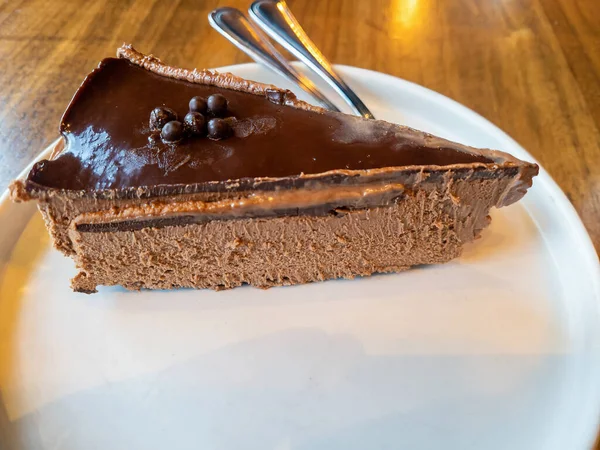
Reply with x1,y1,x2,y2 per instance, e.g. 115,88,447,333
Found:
11,45,538,293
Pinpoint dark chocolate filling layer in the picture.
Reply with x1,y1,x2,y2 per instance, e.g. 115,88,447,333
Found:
28,58,493,192
75,203,374,233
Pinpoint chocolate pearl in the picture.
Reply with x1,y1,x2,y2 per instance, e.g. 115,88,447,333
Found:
207,94,228,117
183,112,206,136
189,96,208,114
161,120,184,143
149,107,177,131
207,118,232,140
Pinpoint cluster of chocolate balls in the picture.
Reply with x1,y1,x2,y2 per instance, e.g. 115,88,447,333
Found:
149,94,233,144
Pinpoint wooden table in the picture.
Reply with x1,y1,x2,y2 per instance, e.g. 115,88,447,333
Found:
0,0,598,447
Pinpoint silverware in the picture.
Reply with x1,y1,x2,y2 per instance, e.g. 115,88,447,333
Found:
208,7,340,112
249,0,375,119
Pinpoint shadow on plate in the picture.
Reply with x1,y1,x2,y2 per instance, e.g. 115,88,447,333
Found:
0,327,575,450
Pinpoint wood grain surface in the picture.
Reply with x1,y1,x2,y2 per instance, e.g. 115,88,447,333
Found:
0,0,598,447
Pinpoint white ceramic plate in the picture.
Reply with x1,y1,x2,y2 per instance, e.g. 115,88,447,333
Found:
1,63,599,450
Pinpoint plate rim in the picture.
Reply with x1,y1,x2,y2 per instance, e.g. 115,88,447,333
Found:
1,62,599,450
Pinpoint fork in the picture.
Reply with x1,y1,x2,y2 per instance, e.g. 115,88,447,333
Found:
209,7,340,112
249,0,375,119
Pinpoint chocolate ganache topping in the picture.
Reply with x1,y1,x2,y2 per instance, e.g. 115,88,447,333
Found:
28,57,495,192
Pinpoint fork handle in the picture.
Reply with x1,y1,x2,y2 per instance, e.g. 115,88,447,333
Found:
249,0,375,119
209,7,340,112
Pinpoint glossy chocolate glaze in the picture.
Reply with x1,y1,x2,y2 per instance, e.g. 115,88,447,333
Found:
28,58,493,191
